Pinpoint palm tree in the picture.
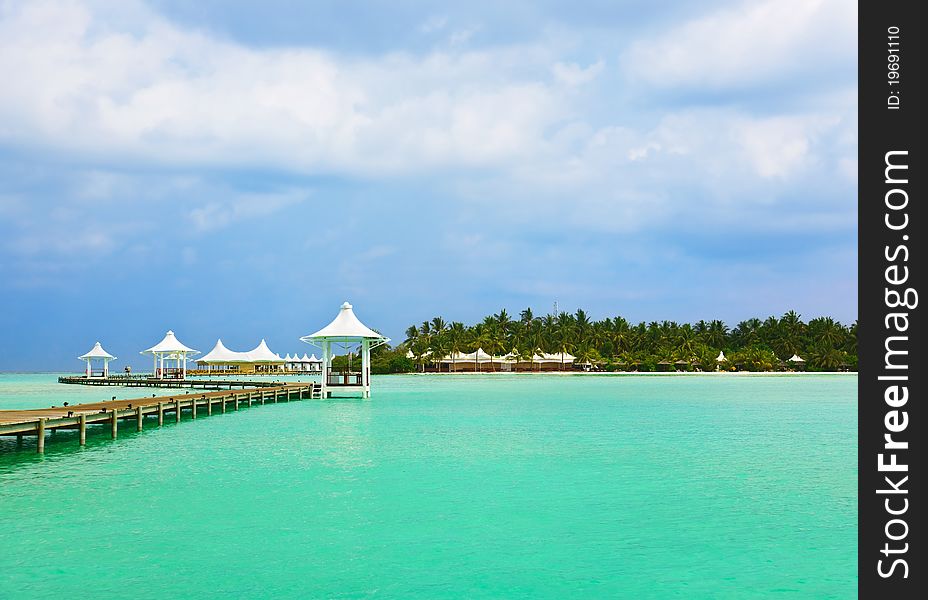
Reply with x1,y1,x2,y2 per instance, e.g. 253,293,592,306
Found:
733,318,762,347
446,322,467,373
404,307,855,373
705,320,729,349
431,317,447,335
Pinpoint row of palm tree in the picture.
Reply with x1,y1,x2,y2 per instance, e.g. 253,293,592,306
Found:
402,309,857,372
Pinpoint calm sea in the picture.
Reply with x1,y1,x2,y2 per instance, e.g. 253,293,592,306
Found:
0,373,856,599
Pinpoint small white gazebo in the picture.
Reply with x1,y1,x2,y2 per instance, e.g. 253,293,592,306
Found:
300,302,389,398
78,342,116,378
141,330,199,379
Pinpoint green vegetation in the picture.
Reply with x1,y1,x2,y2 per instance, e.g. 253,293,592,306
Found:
330,346,415,374
402,309,857,372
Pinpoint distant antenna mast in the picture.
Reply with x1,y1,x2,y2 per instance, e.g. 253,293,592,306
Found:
553,300,558,315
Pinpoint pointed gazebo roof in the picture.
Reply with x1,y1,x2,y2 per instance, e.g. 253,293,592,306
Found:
301,302,389,343
79,342,116,360
198,339,241,363
247,339,284,363
141,330,199,355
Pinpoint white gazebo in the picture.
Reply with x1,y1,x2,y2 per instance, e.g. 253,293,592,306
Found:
141,330,199,379
78,342,116,378
300,302,389,398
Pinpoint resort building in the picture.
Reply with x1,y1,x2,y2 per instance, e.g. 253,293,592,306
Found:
301,302,389,398
194,339,286,374
78,342,116,378
429,350,577,372
141,330,199,379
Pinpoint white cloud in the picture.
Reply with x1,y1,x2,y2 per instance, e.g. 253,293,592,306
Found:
419,15,448,34
187,189,309,232
621,0,856,89
0,0,563,175
0,0,857,246
552,60,604,87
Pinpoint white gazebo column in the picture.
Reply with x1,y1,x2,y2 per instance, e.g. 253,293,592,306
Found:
321,341,331,399
362,339,371,399
103,358,110,378
85,359,91,377
182,355,187,379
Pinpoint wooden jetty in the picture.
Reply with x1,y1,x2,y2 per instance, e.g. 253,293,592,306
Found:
56,375,288,390
0,381,322,453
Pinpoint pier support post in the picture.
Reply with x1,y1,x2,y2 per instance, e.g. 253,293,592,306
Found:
221,396,226,413
158,402,164,426
234,394,239,411
247,392,252,407
175,399,180,423
137,406,143,431
207,396,212,416
260,392,265,405
111,410,118,439
79,414,86,445
191,397,197,420
37,418,46,453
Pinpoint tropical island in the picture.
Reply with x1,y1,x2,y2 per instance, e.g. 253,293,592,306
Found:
361,309,857,374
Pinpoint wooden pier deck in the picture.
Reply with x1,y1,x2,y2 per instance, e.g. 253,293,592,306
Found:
1,381,322,453
57,375,290,390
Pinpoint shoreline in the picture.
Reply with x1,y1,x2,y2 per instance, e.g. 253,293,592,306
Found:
1,371,858,377
404,371,857,376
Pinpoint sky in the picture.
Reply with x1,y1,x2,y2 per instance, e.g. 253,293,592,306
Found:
0,0,857,370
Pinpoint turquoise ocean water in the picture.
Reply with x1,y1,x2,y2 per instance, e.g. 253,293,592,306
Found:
1,373,856,599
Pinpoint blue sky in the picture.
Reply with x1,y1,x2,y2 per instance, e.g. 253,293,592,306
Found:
0,0,857,370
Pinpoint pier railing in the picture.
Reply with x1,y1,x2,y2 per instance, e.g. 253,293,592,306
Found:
326,371,363,386
2,381,323,453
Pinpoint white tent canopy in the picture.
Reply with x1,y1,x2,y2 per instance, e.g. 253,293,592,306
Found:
196,339,285,374
439,349,493,363
247,340,284,363
539,352,576,363
788,354,805,363
79,341,115,360
198,339,242,363
716,351,727,362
